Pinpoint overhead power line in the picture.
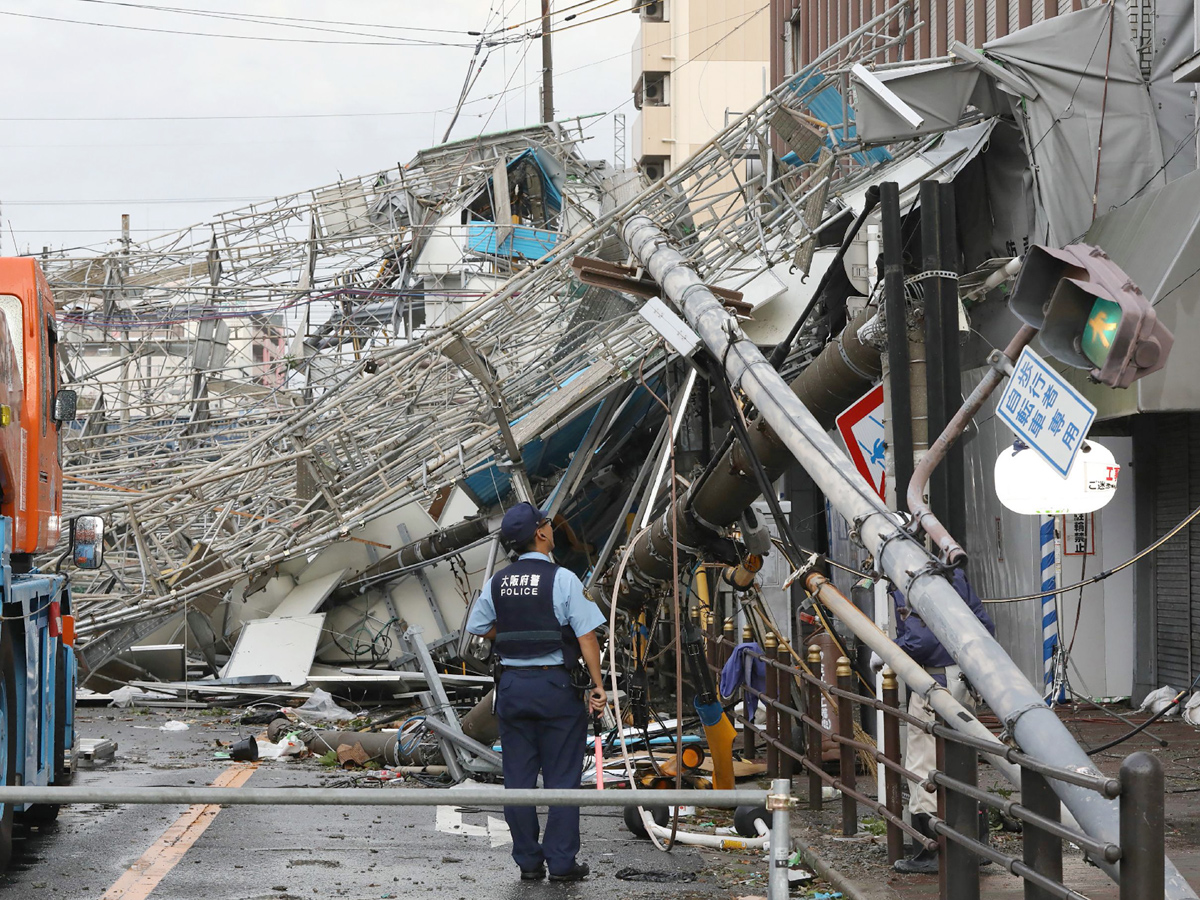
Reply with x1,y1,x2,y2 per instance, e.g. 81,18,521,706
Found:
61,0,471,36
0,8,475,47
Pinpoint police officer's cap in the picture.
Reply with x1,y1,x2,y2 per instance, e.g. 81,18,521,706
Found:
500,502,548,546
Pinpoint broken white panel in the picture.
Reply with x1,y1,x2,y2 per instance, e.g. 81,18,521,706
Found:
437,486,480,527
270,568,347,618
412,211,470,277
315,182,371,237
710,257,787,311
223,573,298,638
222,614,326,686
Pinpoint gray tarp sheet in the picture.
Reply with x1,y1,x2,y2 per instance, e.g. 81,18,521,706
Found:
1150,0,1197,180
1085,166,1200,413
985,3,1165,246
854,61,983,144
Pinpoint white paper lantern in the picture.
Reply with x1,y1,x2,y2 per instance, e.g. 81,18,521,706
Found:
994,439,1119,516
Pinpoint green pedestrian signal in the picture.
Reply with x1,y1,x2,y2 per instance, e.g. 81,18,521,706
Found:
1008,244,1173,389
1082,297,1122,367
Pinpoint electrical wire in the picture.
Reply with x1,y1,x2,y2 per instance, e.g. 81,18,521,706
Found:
63,0,471,35
0,7,474,47
1084,670,1200,756
983,499,1200,603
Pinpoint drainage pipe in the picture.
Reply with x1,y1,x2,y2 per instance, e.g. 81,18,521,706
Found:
619,213,1192,899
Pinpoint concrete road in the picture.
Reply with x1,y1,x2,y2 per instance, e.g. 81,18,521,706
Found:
2,707,775,899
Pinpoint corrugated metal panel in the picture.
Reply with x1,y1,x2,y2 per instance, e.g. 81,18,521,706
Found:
1032,0,1045,23
1007,0,1021,35
1154,415,1192,688
947,0,956,48
987,0,998,40
965,0,975,44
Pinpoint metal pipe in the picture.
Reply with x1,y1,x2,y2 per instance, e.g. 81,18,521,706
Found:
619,214,1194,898
932,769,1119,863
768,778,793,900
880,181,914,509
922,181,952,534
882,667,904,864
836,655,858,836
0,785,768,807
907,325,1037,564
805,573,1021,785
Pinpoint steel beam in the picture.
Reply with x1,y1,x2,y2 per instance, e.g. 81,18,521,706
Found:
619,213,1193,899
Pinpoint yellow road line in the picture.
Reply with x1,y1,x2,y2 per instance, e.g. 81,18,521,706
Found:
100,763,258,900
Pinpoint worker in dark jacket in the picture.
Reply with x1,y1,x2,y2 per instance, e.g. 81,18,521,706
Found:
887,567,994,874
466,502,607,883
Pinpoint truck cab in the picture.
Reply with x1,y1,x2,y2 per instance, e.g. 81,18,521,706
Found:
0,258,79,871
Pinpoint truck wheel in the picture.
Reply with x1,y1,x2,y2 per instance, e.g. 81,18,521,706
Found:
24,644,67,825
0,627,17,870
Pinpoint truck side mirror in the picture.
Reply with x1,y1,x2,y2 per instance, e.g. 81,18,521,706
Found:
70,516,104,570
53,389,77,424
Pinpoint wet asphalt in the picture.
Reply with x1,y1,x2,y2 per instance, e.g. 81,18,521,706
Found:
0,707,766,900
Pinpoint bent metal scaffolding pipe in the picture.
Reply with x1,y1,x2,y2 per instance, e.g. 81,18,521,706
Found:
619,214,1194,899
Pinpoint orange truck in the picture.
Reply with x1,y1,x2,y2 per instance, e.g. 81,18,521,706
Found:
0,258,103,870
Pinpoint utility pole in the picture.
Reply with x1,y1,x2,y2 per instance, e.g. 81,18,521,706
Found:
541,0,554,123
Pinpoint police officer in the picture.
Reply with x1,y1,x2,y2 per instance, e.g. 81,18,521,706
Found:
466,502,607,883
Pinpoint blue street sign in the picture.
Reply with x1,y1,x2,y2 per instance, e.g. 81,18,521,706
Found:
996,346,1097,478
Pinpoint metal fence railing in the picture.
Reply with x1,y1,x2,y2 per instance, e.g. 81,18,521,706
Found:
0,784,797,900
710,630,1166,900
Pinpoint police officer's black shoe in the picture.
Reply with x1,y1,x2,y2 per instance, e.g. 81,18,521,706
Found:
520,864,546,881
548,862,590,882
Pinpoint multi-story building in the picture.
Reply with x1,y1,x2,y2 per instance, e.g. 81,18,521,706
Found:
771,0,1162,87
630,0,771,180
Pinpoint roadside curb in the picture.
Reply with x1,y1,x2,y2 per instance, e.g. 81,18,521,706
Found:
792,836,889,900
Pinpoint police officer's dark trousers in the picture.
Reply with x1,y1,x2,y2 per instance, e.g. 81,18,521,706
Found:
496,665,588,874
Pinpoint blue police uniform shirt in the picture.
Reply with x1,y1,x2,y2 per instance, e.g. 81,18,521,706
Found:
466,552,605,666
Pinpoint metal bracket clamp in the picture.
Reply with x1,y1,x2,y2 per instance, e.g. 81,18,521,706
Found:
1001,699,1054,741
766,791,798,811
850,508,901,550
987,348,1015,376
902,559,952,602
906,269,960,285
872,525,915,577
836,335,878,383
782,552,820,592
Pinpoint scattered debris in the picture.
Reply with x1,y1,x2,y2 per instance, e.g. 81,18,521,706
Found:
159,720,190,732
291,689,354,723
335,742,371,768
109,686,174,708
76,738,117,764
614,868,698,883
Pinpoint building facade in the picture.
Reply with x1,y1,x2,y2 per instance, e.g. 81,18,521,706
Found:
630,0,771,180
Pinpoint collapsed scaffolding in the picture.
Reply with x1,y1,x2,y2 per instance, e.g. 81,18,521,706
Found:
36,4,1196,895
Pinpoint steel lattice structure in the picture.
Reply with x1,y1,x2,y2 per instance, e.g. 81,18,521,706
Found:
44,6,920,654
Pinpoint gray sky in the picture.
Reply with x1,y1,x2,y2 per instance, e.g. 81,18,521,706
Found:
0,1,638,255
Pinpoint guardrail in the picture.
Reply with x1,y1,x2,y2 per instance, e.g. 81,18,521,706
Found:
710,630,1166,900
0,784,797,900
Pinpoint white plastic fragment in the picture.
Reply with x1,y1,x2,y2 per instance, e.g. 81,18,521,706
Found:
291,688,354,722
159,720,190,732
1139,685,1181,717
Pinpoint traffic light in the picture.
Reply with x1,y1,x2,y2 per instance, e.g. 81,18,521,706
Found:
1009,243,1174,388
